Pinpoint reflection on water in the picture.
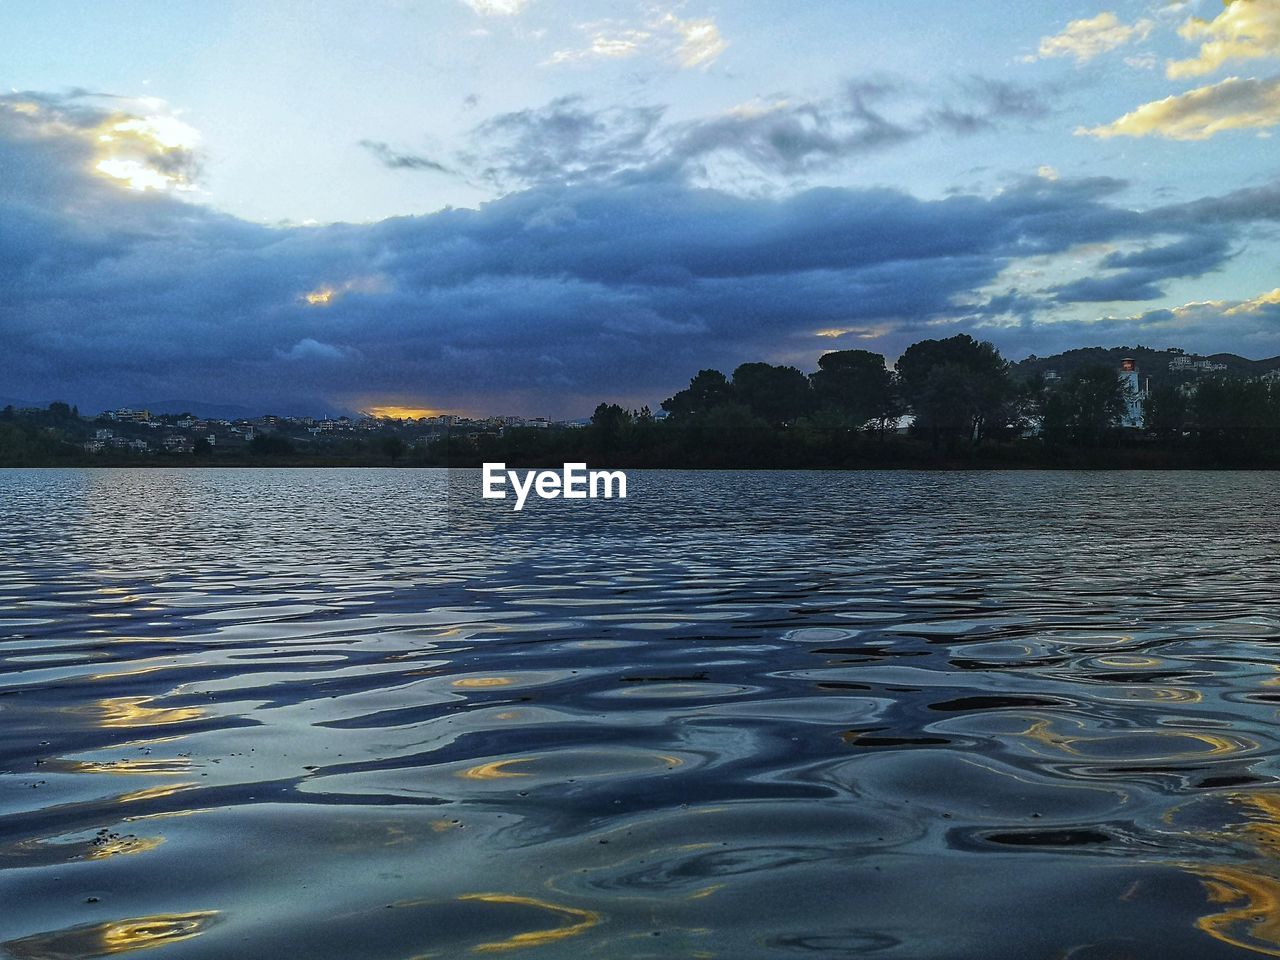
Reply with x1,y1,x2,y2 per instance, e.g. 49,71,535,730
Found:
2,468,1280,958
458,894,601,953
3,912,218,959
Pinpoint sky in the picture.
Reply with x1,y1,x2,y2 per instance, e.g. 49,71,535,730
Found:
2,0,1280,417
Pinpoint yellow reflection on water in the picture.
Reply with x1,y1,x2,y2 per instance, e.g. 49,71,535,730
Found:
459,759,536,780
1018,717,1248,759
67,758,193,777
86,835,165,861
114,782,197,805
453,677,514,689
101,912,217,954
89,665,169,682
1196,866,1280,957
687,883,724,900
1189,793,1280,956
90,697,205,729
2,911,218,959
458,894,599,953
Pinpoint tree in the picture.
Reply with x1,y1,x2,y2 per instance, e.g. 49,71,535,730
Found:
249,433,294,456
662,369,734,419
896,335,1012,448
590,403,634,456
1041,365,1126,447
731,362,813,426
1191,377,1278,460
1144,383,1188,445
381,436,407,462
809,349,897,432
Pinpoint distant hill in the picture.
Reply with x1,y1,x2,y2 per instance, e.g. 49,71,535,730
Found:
121,399,262,420
1013,346,1280,388
0,395,55,410
119,399,353,419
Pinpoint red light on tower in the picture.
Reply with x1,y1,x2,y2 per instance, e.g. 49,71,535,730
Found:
1121,358,1136,372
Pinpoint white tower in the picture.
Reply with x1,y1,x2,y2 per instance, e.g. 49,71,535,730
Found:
1119,357,1144,428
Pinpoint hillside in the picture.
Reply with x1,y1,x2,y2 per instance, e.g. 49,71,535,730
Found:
1013,346,1280,388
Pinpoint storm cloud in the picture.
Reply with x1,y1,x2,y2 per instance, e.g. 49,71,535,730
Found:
1,90,1274,417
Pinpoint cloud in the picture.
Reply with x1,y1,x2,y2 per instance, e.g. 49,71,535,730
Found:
4,89,1276,417
359,139,453,173
546,11,727,70
1051,233,1235,302
276,338,361,362
459,0,528,16
1,92,202,195
1085,287,1280,351
461,77,1056,190
547,28,651,65
466,96,665,187
1225,286,1280,315
1030,12,1154,63
928,76,1054,133
662,13,728,68
1079,74,1280,139
1160,177,1280,222
1168,0,1280,78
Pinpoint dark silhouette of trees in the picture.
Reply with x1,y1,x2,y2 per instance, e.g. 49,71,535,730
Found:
1042,364,1126,447
380,436,407,462
1144,383,1188,446
809,349,897,432
895,335,1012,449
662,369,734,419
731,362,813,426
590,403,634,457
249,433,294,456
1191,377,1279,460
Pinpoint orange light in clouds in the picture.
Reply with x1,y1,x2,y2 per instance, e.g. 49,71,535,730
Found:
301,276,384,306
363,405,446,420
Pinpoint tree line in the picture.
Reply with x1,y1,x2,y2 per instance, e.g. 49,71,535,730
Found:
550,334,1280,468
4,334,1280,467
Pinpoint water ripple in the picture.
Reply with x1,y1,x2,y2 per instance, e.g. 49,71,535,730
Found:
1,468,1279,958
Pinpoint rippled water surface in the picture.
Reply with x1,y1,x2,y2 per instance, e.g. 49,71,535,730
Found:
3,468,1280,959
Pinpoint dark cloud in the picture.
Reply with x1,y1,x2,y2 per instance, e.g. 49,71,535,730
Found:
465,95,665,187
1051,233,1235,302
358,139,453,173
2,91,1277,417
1051,275,1168,303
412,75,1060,190
930,77,1055,134
1158,179,1280,224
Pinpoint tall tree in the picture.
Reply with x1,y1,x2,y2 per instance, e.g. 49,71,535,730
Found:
1041,364,1126,447
731,362,813,426
809,349,896,430
896,335,1011,448
661,369,734,419
1144,383,1188,445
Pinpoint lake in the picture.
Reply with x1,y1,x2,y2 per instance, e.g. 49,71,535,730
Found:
2,468,1279,959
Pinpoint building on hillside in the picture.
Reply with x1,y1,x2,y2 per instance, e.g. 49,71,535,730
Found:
1168,356,1227,374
